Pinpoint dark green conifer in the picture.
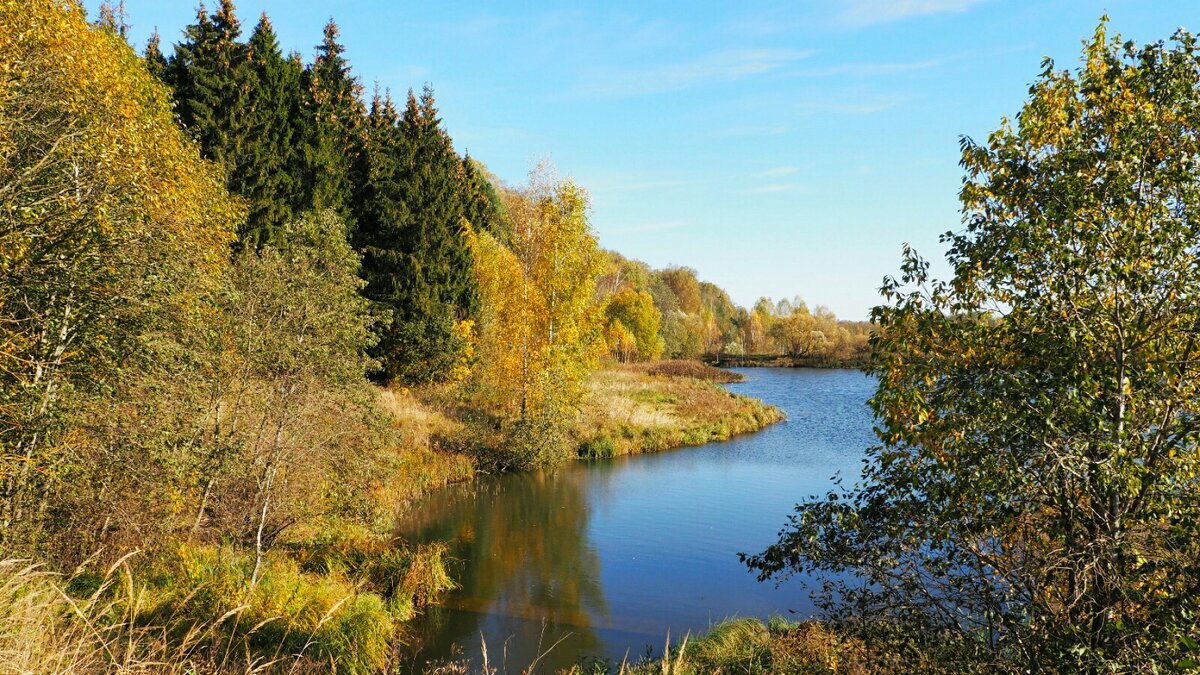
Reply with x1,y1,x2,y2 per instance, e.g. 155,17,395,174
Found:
168,0,251,178
353,86,479,383
299,20,362,220
461,154,510,243
143,29,169,83
234,13,303,247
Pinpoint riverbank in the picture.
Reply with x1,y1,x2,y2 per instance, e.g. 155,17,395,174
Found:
573,361,785,459
706,353,870,369
424,616,868,674
0,362,785,674
391,360,784,471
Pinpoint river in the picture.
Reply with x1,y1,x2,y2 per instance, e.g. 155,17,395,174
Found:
397,367,876,672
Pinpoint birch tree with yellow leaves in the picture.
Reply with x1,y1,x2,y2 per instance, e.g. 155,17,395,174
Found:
469,165,603,469
0,0,239,546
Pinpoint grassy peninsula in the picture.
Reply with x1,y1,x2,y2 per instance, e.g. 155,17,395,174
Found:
574,362,783,459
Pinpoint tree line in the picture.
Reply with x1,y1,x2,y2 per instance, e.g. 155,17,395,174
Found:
0,0,597,564
596,252,871,365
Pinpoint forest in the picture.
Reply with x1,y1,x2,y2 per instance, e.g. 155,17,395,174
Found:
8,1,1200,674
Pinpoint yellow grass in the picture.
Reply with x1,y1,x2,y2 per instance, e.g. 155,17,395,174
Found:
574,362,784,458
374,387,476,503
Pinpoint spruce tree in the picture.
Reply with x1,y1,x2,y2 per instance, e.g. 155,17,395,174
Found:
299,20,362,220
353,86,479,383
143,29,169,83
461,154,509,243
168,0,251,179
95,0,129,41
352,90,418,382
234,13,302,247
407,86,476,318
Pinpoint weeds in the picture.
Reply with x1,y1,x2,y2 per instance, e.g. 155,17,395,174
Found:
0,555,274,674
574,364,782,459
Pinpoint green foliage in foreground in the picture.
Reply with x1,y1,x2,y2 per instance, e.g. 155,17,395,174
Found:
747,21,1200,671
0,537,455,675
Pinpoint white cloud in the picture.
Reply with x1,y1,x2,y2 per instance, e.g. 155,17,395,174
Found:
566,48,814,99
839,0,985,26
756,166,800,177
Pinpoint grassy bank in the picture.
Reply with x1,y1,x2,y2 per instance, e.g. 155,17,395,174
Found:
0,384,473,674
617,617,869,675
572,361,784,459
0,540,456,674
1,364,782,674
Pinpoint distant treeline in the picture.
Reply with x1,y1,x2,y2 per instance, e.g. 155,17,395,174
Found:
596,252,872,366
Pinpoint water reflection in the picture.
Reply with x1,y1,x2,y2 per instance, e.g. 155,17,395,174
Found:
398,469,609,670
398,368,876,672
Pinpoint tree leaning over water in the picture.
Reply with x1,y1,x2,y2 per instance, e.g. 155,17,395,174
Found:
746,21,1200,671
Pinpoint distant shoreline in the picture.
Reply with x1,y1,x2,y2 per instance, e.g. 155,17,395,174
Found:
704,354,869,370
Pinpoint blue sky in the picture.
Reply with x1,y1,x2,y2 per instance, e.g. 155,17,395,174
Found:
93,1,1196,319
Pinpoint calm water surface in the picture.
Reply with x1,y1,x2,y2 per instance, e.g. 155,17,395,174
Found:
398,368,875,672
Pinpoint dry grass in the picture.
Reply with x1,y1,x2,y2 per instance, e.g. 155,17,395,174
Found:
0,555,277,675
374,387,476,502
644,360,745,383
423,618,868,674
574,363,783,459
377,388,463,450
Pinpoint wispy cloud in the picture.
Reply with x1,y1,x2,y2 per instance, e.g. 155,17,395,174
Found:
791,59,943,78
565,48,814,99
756,166,800,177
839,0,985,26
742,184,808,195
609,219,690,234
794,93,909,115
709,124,790,138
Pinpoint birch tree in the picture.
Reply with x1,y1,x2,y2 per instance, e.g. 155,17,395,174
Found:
469,165,603,468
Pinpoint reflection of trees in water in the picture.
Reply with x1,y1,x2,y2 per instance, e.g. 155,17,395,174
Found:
396,468,608,667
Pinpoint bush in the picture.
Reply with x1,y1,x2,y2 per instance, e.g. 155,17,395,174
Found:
577,436,617,460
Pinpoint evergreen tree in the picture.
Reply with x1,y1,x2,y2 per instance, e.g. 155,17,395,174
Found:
407,87,476,317
234,13,302,247
168,0,251,179
95,0,129,41
299,20,362,219
143,29,168,83
461,154,510,243
353,86,478,383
